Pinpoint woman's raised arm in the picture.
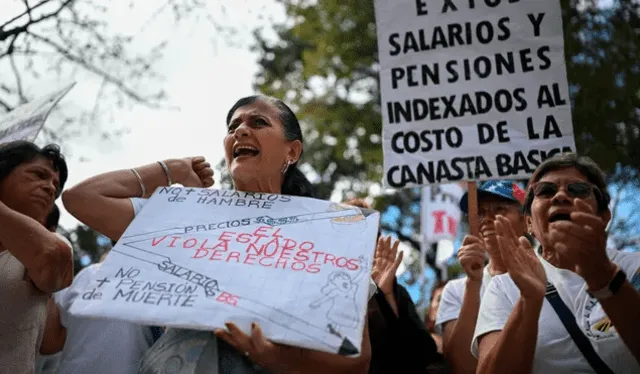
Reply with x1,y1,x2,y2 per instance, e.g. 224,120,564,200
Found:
62,157,213,241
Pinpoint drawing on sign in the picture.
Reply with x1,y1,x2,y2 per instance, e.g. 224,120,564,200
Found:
110,232,221,298
310,256,366,333
71,187,380,356
113,226,364,354
328,204,369,233
374,0,576,187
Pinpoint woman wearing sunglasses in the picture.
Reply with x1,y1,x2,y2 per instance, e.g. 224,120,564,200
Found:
472,153,640,373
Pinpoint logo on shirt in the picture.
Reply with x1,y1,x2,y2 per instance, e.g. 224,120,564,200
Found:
583,298,617,340
582,267,640,340
592,316,614,333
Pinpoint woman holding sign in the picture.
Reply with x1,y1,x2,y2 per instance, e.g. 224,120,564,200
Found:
472,154,640,373
63,95,371,373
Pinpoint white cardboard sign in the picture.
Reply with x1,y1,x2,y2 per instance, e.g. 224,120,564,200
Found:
374,0,575,188
70,187,379,355
0,83,75,144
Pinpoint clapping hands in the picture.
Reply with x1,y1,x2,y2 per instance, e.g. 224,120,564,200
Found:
495,215,546,300
547,199,615,289
371,235,403,316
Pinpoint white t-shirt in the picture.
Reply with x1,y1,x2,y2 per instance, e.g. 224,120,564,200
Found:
472,249,640,374
130,197,379,299
55,264,155,374
434,267,493,334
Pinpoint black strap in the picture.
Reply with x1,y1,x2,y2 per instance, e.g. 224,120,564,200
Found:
545,283,614,374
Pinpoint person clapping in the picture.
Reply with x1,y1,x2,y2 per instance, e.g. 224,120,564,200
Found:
473,153,640,373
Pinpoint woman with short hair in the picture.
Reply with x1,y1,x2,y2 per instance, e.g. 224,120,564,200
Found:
474,153,640,373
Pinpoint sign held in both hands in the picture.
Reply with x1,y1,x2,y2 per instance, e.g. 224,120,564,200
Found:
70,187,380,355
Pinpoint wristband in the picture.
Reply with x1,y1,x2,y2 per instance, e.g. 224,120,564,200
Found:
588,266,626,301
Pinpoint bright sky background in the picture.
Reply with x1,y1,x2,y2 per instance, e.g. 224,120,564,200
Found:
2,1,287,229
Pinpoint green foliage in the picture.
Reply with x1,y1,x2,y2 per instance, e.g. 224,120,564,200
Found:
73,225,111,264
253,0,382,200
447,261,465,280
252,0,640,243
61,225,111,276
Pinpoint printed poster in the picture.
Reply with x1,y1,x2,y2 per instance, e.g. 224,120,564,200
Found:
374,0,575,187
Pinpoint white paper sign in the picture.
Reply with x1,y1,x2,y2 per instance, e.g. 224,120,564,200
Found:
70,187,379,355
0,83,75,144
421,184,464,244
374,0,575,188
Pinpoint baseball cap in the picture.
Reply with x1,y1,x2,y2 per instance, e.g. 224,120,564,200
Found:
459,180,526,213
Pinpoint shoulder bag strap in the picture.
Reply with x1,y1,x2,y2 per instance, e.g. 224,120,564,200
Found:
545,282,615,374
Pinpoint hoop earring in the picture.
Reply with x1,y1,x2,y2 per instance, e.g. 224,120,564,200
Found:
281,160,291,174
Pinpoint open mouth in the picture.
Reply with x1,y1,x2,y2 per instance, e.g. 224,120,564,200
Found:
480,230,496,238
233,145,259,159
549,213,571,223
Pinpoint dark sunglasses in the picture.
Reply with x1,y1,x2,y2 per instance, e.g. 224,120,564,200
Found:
531,181,596,199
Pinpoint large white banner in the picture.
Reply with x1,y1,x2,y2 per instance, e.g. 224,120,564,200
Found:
0,83,75,144
70,187,379,355
421,184,464,244
375,0,575,188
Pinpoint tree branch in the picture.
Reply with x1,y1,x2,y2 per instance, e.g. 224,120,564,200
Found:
90,77,108,123
607,183,624,234
0,97,12,111
381,223,420,250
28,31,164,108
0,0,51,31
0,33,20,60
9,54,27,104
0,0,74,42
611,235,640,251
22,0,33,23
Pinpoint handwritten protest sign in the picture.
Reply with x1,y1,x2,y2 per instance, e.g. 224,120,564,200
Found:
70,187,379,355
0,83,75,144
374,0,575,188
421,183,464,244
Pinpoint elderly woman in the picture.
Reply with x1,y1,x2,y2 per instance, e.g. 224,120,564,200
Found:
472,153,640,373
0,140,73,372
63,95,371,373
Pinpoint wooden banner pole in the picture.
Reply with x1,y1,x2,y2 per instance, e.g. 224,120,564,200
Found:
467,181,479,237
